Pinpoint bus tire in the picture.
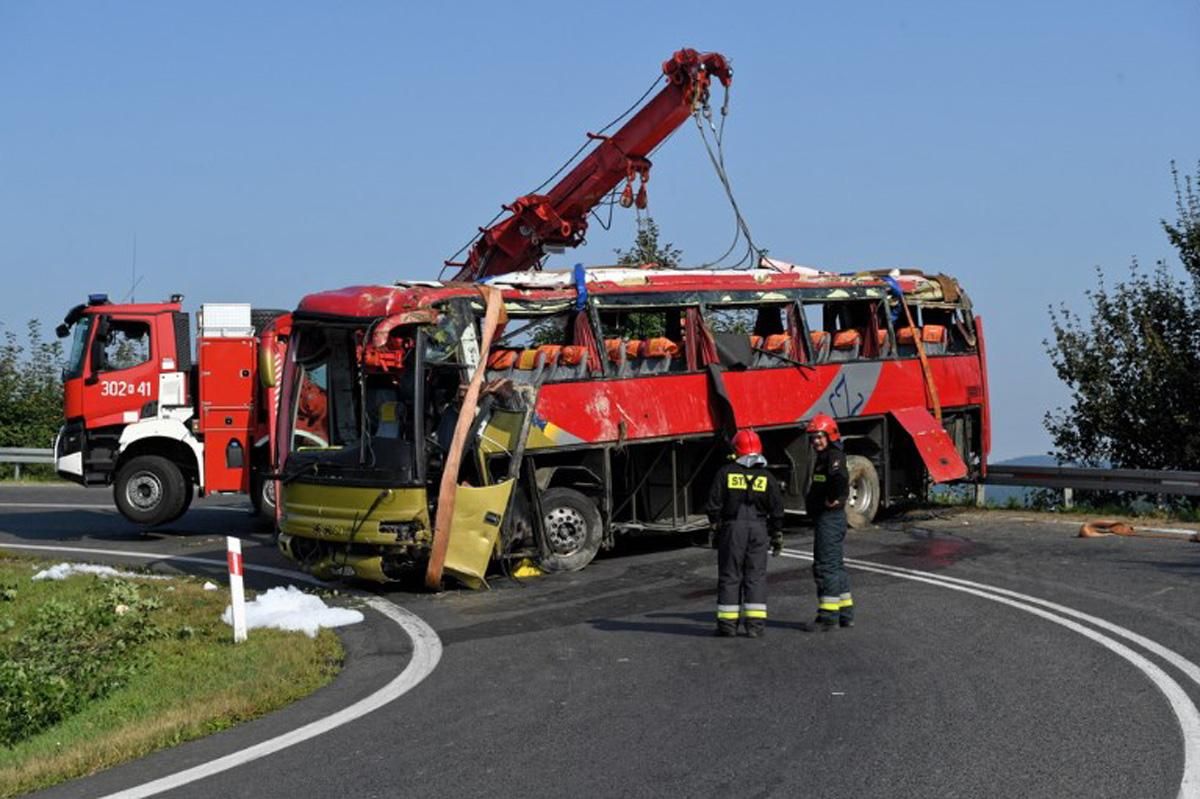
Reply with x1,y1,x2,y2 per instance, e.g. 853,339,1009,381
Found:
845,455,880,529
114,455,188,527
538,487,603,573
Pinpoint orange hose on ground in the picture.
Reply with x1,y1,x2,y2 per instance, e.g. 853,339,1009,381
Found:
1078,520,1135,538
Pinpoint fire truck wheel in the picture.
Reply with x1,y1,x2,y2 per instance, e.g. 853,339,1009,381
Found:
845,455,880,529
164,482,194,524
250,472,276,523
114,455,188,527
538,487,603,573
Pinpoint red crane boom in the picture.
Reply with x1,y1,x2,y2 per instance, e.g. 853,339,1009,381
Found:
447,48,732,282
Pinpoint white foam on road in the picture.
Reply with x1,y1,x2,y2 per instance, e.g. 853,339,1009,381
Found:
32,562,171,581
780,548,1200,799
221,585,364,638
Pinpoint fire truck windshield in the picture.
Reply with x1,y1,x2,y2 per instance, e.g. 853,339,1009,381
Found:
63,315,93,380
284,323,421,487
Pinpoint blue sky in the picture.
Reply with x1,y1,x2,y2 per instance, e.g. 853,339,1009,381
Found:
2,1,1198,459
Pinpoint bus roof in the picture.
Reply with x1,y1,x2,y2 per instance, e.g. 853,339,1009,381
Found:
295,264,962,319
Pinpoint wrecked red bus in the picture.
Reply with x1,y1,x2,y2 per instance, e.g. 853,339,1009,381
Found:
269,264,989,586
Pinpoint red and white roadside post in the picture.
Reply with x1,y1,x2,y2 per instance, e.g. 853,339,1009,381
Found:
227,536,248,643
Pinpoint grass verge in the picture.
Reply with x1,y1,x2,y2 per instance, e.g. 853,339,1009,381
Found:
0,553,344,798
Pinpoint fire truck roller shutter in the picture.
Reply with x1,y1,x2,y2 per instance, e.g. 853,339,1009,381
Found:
250,308,289,335
172,312,192,373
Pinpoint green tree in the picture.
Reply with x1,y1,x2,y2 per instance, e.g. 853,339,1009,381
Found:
1044,162,1200,472
610,217,684,338
0,320,65,469
614,216,683,269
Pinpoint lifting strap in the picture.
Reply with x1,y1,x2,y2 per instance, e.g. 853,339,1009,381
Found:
885,277,942,424
426,285,508,590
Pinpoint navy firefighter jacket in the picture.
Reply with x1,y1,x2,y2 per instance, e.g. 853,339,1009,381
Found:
706,461,785,533
806,444,850,514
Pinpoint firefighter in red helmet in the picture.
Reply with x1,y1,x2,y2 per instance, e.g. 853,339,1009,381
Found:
806,413,853,630
705,428,784,638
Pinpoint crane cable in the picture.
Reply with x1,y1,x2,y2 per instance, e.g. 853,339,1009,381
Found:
691,84,766,271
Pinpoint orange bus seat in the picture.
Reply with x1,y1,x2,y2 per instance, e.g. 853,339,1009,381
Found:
485,348,519,380
875,328,892,357
559,345,586,366
809,331,831,363
754,333,792,367
637,338,677,375
487,349,518,369
535,344,563,366
644,337,679,358
830,329,861,362
516,349,541,370
550,345,589,381
921,324,947,355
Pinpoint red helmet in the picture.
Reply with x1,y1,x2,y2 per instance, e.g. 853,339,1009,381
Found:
731,428,762,457
807,413,840,442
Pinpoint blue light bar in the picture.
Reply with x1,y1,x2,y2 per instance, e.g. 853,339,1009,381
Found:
88,293,109,305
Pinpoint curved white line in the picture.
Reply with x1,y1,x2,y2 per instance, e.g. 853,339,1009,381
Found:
781,549,1200,798
0,543,443,799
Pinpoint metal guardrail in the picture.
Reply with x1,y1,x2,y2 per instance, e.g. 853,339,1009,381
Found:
984,464,1200,496
0,447,54,480
980,463,1200,508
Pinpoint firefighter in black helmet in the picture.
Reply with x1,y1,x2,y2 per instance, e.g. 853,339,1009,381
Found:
806,413,853,630
706,428,785,638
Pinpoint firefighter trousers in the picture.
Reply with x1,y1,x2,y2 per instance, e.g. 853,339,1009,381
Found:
812,508,853,625
716,507,770,633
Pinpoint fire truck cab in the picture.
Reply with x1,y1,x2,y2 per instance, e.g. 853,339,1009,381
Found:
55,294,285,526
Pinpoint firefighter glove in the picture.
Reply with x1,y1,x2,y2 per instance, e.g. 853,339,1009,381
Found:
770,534,783,557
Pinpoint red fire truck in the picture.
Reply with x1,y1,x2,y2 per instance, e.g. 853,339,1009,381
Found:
54,295,290,525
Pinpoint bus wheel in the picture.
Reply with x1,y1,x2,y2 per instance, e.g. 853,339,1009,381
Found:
538,487,603,573
845,455,880,529
114,455,187,527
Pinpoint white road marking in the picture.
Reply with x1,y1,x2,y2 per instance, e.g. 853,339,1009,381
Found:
781,549,1200,799
0,542,443,798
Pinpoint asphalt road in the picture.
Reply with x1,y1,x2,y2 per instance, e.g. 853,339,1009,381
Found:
4,484,1199,799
